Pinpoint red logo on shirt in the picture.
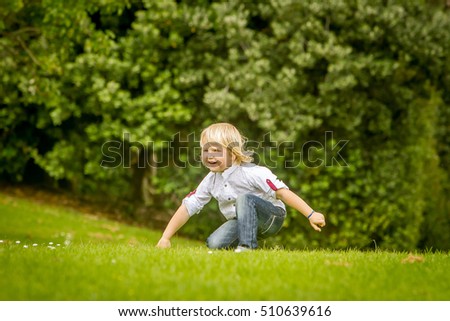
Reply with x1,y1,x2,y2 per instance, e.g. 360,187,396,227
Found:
266,179,278,191
186,189,197,198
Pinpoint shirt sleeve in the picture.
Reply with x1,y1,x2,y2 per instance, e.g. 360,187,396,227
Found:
248,166,289,199
182,173,213,216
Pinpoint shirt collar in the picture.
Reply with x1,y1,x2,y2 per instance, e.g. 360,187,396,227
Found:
221,164,239,180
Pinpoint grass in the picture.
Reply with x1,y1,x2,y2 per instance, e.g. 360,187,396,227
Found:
0,191,449,301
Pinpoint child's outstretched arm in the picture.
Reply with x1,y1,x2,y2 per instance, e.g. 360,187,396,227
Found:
156,204,190,248
276,188,326,232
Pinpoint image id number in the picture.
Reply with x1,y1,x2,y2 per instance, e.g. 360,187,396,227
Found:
260,305,331,317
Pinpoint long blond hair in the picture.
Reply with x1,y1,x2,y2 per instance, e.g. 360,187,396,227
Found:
200,123,253,164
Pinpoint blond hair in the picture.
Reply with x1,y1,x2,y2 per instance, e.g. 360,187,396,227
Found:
200,123,253,164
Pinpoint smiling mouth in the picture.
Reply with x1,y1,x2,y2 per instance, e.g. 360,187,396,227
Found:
206,160,219,167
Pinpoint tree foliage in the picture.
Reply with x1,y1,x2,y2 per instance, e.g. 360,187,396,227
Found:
1,0,449,250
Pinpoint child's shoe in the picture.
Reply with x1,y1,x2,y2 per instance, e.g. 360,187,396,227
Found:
234,245,252,253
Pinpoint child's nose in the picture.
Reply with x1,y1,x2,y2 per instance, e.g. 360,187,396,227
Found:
207,151,220,158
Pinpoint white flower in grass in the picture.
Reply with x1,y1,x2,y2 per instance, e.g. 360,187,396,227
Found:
49,242,53,245
48,246,56,250
33,244,38,247
56,244,61,247
0,240,3,243
23,245,28,248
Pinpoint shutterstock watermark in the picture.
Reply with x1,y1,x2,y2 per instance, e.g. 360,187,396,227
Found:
100,131,349,169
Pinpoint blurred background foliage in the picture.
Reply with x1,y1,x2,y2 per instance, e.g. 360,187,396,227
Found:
1,0,449,250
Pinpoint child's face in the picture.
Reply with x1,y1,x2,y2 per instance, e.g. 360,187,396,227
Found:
202,142,235,172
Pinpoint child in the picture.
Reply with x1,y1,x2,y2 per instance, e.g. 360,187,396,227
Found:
156,123,326,251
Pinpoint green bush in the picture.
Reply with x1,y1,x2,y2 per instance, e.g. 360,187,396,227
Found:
1,0,448,250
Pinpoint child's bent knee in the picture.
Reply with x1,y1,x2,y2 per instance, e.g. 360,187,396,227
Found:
236,193,255,204
206,237,222,249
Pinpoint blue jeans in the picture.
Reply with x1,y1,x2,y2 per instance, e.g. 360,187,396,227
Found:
206,194,286,249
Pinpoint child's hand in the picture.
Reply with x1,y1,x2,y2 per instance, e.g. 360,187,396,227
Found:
156,237,171,249
309,212,326,232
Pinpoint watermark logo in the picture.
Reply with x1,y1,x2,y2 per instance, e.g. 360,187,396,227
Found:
100,131,349,169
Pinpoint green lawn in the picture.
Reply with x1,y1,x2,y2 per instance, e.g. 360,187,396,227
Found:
0,191,448,301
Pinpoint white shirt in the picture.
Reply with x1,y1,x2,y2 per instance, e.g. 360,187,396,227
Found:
183,163,288,220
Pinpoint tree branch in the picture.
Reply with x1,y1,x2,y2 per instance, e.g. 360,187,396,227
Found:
16,35,41,66
0,27,41,38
